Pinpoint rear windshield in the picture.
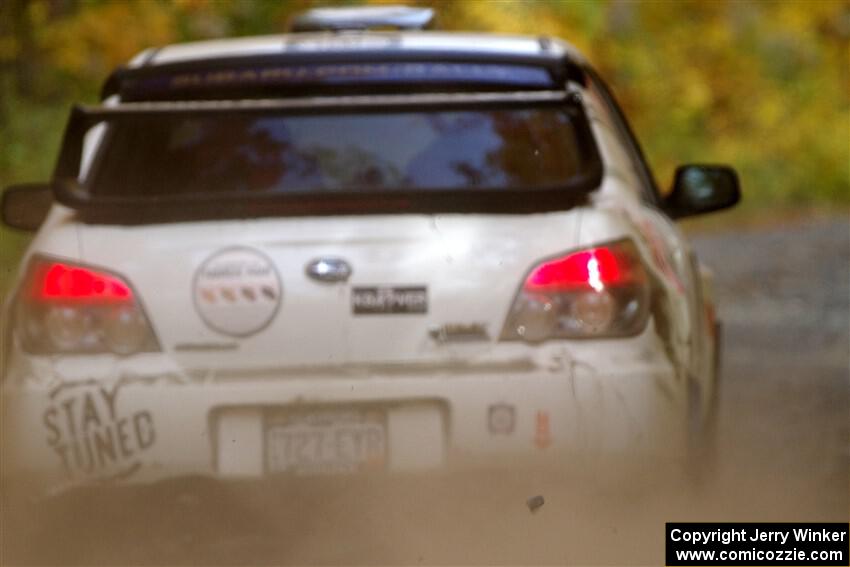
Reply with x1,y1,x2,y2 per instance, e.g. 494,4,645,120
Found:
90,107,590,197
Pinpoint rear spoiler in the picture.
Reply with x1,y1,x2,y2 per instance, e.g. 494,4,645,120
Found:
101,51,587,101
52,91,603,225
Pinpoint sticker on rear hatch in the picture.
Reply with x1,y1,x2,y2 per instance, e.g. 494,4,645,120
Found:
193,247,281,336
352,286,427,315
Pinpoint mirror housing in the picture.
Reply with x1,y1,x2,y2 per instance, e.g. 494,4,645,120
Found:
665,165,740,219
1,183,53,231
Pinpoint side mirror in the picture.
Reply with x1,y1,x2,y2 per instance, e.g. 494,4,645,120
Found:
665,165,740,219
2,183,53,231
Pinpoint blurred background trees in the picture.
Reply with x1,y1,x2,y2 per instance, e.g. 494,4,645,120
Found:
0,0,848,283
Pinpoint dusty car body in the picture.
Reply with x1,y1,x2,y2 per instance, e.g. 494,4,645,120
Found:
1,9,739,498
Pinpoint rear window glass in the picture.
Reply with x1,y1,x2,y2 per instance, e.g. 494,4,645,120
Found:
90,107,589,197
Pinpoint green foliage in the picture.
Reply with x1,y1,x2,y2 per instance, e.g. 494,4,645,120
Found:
0,89,68,294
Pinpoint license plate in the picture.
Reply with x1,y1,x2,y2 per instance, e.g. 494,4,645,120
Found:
265,408,386,475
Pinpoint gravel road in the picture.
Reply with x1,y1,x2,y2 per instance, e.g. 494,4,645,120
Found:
3,215,848,565
685,215,849,522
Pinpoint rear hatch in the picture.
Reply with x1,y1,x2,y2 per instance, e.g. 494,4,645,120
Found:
51,87,602,370
76,211,581,370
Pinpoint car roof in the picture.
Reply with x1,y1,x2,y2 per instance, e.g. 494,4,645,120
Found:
128,32,588,68
103,32,590,101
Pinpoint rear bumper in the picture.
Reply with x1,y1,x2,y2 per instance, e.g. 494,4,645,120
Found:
2,336,687,497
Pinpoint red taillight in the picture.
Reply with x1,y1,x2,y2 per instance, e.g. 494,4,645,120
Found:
524,245,645,292
17,256,158,355
38,263,133,302
501,239,651,342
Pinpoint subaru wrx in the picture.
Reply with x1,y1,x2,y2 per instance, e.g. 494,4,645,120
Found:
1,6,740,498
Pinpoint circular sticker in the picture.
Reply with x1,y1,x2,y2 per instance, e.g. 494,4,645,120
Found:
193,247,281,337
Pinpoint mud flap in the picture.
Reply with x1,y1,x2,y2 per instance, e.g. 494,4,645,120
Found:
685,321,722,487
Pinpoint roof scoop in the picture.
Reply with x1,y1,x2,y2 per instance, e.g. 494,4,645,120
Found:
289,5,435,32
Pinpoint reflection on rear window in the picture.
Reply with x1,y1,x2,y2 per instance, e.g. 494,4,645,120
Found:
91,108,586,196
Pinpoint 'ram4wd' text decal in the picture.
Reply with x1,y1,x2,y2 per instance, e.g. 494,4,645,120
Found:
352,286,427,315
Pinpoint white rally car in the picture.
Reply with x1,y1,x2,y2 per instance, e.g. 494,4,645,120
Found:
1,7,739,498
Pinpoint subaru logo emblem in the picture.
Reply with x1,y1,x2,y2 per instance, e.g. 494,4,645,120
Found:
305,257,352,283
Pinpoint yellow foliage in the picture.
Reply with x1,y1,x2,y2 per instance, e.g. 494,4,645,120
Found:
39,0,177,81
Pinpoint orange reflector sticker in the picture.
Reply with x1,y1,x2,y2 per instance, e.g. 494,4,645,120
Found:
534,411,552,449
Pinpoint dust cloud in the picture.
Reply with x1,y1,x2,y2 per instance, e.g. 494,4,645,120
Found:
2,217,847,565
